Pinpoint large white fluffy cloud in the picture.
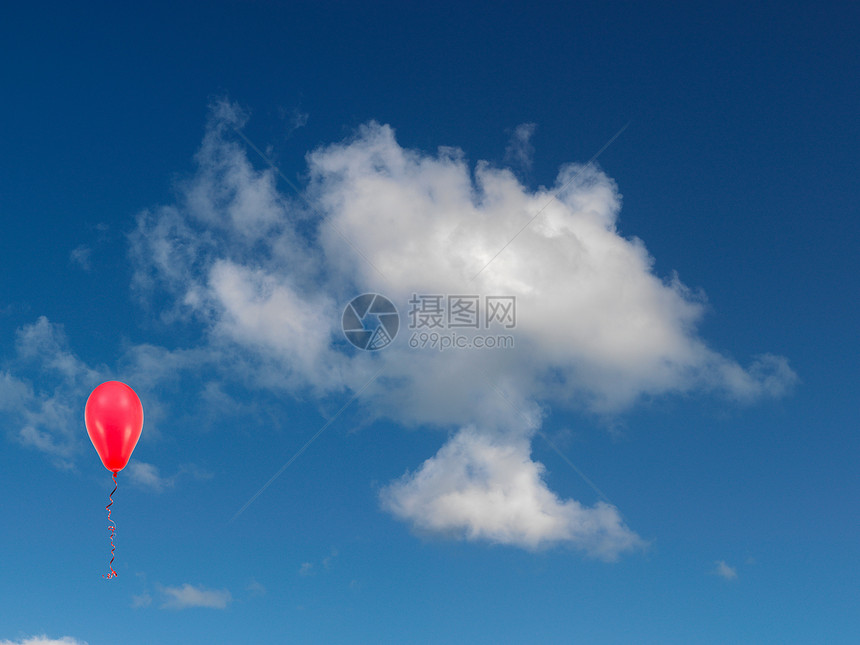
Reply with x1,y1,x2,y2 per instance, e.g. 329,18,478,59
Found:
123,101,798,556
25,99,795,557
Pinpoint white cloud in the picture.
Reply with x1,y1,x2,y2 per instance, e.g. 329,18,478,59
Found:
382,427,644,558
0,317,234,472
14,317,98,382
303,120,795,409
0,317,105,467
0,371,33,414
714,560,738,580
288,106,309,133
322,548,338,569
0,98,801,563
0,98,799,556
158,583,232,610
119,100,796,556
504,122,537,171
0,638,88,645
70,245,92,270
127,461,173,492
131,592,152,608
205,260,342,390
298,548,338,576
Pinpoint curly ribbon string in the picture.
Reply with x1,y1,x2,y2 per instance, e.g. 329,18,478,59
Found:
103,471,118,579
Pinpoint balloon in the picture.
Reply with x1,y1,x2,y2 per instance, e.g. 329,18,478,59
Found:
85,381,144,473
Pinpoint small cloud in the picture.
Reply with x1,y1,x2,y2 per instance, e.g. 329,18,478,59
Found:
504,122,537,171
290,107,309,133
381,428,645,559
0,638,88,645
179,463,215,480
131,592,152,608
713,560,738,580
70,245,92,271
158,583,232,610
299,548,338,575
280,104,308,136
126,461,212,492
322,548,338,569
127,461,173,492
246,579,266,596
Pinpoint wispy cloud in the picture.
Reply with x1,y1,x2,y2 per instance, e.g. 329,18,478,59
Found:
287,106,308,135
158,583,232,610
125,460,212,492
0,317,104,468
69,245,92,271
504,122,537,171
298,548,338,576
126,461,173,492
322,548,338,569
0,317,233,472
714,560,738,580
131,592,152,608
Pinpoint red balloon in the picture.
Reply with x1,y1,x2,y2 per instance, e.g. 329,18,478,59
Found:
85,381,144,473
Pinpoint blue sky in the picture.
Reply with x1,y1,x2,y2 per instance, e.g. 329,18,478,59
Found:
1,2,858,643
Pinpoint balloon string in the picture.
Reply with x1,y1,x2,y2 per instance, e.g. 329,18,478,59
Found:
103,471,118,579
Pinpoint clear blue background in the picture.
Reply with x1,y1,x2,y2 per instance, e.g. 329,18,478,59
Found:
0,1,858,643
